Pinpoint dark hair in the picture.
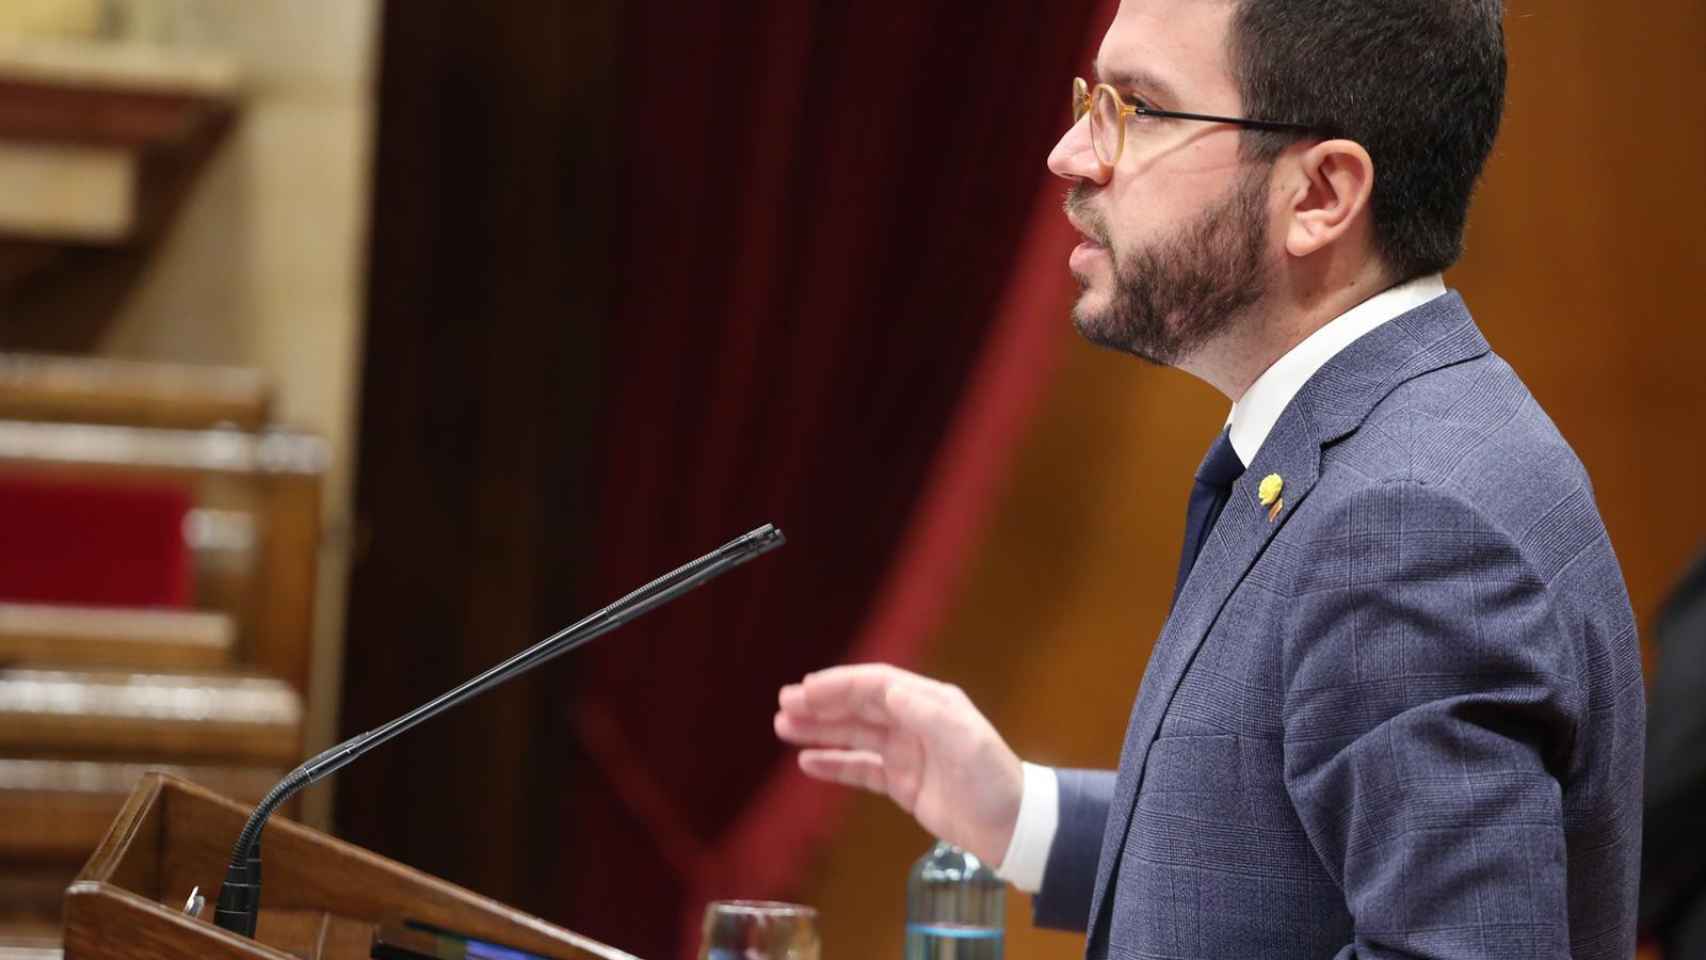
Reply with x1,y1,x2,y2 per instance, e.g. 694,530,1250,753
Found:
1228,0,1506,280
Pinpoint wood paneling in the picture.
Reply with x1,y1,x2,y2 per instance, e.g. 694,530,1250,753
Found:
794,2,1706,956
1450,1,1706,634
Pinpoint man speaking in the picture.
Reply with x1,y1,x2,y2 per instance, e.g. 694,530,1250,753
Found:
775,1,1644,958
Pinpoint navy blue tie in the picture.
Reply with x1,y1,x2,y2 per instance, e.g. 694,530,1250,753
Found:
1173,428,1245,606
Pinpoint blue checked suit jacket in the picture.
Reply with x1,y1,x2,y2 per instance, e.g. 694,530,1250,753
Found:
1033,293,1645,959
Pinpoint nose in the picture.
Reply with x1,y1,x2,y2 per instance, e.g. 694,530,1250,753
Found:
1048,114,1111,186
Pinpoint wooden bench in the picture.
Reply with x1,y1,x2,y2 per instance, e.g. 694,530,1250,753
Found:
0,355,328,943
0,602,233,671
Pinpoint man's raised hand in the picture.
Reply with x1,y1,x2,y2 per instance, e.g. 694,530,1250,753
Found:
774,663,1024,868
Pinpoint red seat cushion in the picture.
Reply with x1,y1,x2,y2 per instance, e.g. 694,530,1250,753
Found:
0,473,193,608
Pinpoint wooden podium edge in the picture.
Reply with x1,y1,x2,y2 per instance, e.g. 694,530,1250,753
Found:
63,772,643,960
77,767,163,884
65,880,298,960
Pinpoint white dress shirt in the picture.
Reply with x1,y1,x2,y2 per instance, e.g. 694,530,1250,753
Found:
994,273,1448,893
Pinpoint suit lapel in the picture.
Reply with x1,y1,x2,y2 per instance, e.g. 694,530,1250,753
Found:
1082,292,1490,954
1083,403,1324,951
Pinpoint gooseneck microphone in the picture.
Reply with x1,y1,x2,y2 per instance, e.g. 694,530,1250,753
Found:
212,523,785,936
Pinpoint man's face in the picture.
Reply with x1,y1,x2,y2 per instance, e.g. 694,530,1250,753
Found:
1048,0,1275,366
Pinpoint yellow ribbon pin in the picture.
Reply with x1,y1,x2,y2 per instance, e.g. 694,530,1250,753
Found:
1258,473,1284,522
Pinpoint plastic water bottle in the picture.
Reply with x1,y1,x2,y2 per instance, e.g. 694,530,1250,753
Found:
904,841,1004,959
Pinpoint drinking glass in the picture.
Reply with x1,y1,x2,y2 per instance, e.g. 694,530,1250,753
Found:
698,900,820,960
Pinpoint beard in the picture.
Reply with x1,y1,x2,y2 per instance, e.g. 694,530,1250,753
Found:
1066,168,1271,367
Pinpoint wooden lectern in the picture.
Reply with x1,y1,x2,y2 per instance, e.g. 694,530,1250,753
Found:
63,773,641,960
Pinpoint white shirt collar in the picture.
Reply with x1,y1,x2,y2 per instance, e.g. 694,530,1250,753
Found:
1226,274,1447,465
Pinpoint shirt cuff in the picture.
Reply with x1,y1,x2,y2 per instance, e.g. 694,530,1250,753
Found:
995,762,1059,894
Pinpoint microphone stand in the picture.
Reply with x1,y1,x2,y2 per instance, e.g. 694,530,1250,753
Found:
212,523,785,936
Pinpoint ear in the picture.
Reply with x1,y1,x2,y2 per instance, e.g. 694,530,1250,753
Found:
1282,139,1376,259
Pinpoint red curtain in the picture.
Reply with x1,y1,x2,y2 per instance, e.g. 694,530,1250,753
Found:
556,4,1105,956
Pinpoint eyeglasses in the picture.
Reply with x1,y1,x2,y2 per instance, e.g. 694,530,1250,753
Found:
1072,77,1319,168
